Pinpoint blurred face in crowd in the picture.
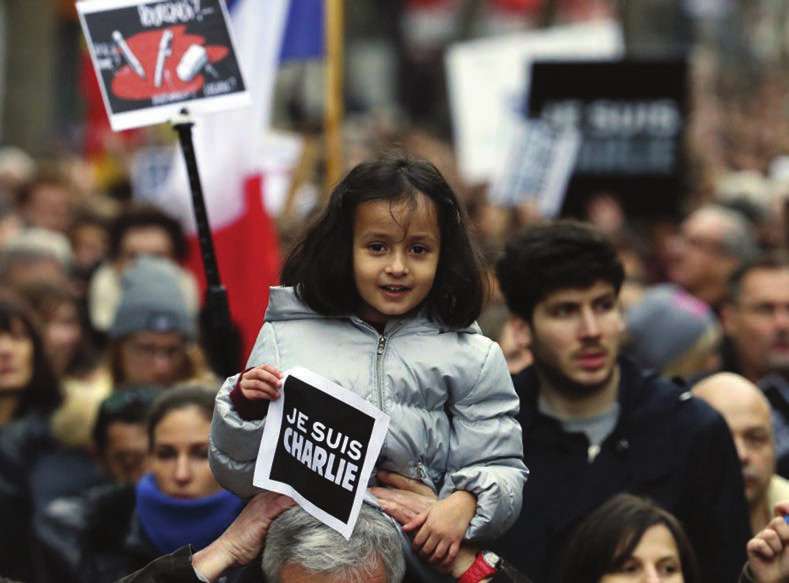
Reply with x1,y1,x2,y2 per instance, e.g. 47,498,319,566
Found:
5,256,70,289
71,222,109,274
101,421,149,484
116,226,176,272
693,373,774,511
600,524,684,583
118,330,188,386
23,181,72,233
513,280,624,404
0,317,34,392
723,267,789,382
43,300,83,376
150,405,222,499
666,209,736,305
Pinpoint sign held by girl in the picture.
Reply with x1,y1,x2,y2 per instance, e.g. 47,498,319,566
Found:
253,367,389,539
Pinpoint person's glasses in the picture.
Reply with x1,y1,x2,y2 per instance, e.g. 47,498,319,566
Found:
683,234,726,255
127,340,185,361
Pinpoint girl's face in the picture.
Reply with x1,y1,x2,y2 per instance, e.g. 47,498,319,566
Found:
0,318,34,392
601,524,684,583
353,194,441,330
149,405,223,499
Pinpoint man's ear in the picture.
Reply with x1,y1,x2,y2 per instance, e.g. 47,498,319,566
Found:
509,315,532,348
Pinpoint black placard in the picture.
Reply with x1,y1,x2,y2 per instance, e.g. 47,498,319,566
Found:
527,58,688,218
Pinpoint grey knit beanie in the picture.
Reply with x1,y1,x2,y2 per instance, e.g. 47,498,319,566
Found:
109,256,195,339
625,283,718,372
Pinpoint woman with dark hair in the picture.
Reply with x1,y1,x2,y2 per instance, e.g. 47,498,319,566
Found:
0,291,80,582
0,291,62,425
560,493,701,583
11,280,111,450
14,280,98,380
0,293,100,505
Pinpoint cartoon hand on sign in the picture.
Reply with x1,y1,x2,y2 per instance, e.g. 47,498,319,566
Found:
110,24,228,100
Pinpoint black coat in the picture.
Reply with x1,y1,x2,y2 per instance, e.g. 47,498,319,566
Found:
493,356,751,583
35,484,161,583
0,415,104,582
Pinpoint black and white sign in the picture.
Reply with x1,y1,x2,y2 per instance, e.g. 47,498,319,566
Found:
489,118,581,217
527,58,688,218
253,367,390,539
77,0,250,131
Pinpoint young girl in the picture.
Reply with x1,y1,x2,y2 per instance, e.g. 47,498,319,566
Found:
209,153,527,564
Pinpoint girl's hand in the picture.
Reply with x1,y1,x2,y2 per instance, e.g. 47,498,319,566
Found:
239,365,283,400
405,490,477,566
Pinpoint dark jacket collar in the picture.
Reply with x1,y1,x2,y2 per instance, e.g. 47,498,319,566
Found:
514,355,688,439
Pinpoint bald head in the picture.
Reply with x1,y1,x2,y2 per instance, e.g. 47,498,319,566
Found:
693,372,774,509
693,372,771,420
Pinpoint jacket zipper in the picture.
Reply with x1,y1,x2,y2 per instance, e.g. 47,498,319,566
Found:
376,335,386,409
374,321,406,410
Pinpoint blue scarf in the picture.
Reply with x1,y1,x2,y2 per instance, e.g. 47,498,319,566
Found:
135,473,243,553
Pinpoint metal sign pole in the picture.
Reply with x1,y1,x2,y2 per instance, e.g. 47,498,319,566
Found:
171,108,240,376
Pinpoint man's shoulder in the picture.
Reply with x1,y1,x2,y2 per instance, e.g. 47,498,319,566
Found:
618,358,726,429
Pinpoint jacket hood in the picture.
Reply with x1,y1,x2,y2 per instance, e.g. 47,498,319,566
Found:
265,286,325,322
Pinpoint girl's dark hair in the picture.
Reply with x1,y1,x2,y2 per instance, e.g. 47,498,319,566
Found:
146,385,216,449
0,292,62,419
281,153,486,328
559,493,700,583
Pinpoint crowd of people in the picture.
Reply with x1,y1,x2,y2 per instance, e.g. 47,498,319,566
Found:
1,63,789,581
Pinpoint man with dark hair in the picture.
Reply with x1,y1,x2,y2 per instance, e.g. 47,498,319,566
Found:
720,252,789,472
493,220,751,583
107,203,188,268
90,386,160,484
16,167,76,234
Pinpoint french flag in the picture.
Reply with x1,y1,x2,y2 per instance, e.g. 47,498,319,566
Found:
162,0,324,365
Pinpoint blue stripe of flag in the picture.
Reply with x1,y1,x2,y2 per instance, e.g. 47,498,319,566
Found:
225,0,324,62
278,0,324,62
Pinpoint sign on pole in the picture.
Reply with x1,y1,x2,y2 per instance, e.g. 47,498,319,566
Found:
254,367,390,539
77,0,250,131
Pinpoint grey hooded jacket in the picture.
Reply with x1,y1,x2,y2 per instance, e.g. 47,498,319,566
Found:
209,286,527,540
